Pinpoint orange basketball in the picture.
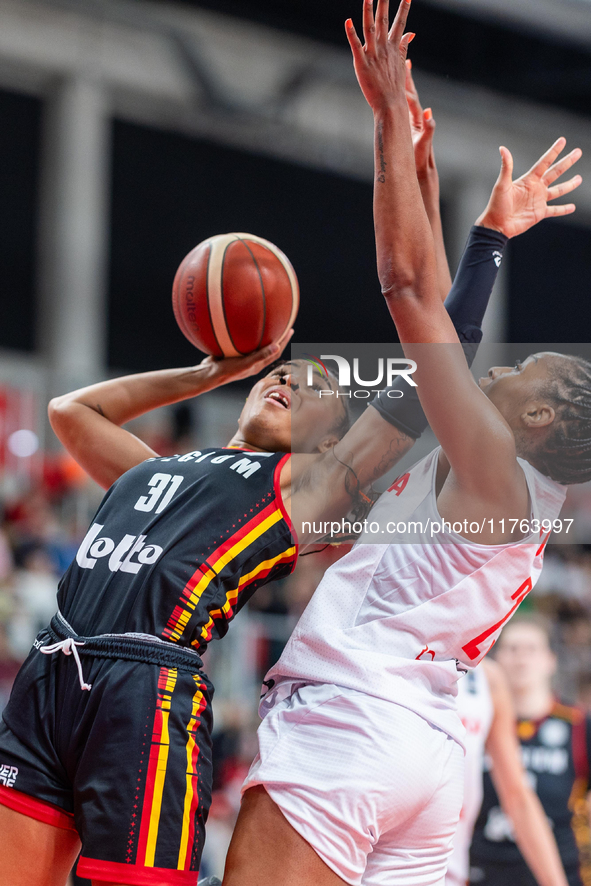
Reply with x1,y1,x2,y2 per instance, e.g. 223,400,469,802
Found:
172,233,299,357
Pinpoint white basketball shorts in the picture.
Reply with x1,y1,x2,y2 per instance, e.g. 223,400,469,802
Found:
242,683,464,886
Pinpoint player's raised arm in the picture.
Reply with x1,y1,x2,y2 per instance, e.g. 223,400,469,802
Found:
405,60,452,300
48,332,292,490
347,0,582,536
347,0,440,322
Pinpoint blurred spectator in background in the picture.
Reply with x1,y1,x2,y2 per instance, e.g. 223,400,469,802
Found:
448,660,569,886
470,616,591,886
9,542,58,658
0,623,21,713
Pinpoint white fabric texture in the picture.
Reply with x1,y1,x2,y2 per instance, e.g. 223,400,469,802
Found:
445,666,494,885
268,448,565,746
243,683,464,886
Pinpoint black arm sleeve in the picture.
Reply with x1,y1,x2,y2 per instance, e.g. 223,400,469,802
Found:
371,225,508,438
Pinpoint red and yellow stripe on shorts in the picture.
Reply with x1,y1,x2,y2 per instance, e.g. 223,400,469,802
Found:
136,667,179,867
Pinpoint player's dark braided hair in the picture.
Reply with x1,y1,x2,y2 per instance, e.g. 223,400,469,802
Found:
533,355,591,485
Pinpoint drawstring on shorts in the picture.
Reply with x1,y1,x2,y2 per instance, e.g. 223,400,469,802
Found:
39,637,92,691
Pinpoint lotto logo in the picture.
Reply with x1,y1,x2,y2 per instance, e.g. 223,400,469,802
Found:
76,523,164,573
0,765,18,787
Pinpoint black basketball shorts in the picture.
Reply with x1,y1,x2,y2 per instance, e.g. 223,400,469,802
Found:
0,613,213,885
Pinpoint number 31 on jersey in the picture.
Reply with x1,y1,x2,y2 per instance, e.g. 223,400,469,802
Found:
135,473,184,514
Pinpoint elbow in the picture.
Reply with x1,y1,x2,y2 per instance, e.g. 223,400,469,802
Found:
382,282,417,304
380,277,418,307
377,260,419,302
379,272,417,302
48,395,63,426
48,395,77,436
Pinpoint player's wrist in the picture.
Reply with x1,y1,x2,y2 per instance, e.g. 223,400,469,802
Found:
417,172,440,209
373,99,408,129
475,211,505,235
190,358,230,391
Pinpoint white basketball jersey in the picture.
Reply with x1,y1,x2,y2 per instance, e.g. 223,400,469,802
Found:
264,447,566,745
446,666,494,886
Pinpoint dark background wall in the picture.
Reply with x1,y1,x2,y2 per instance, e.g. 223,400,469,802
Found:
0,89,42,353
178,0,591,117
108,120,386,371
508,220,591,342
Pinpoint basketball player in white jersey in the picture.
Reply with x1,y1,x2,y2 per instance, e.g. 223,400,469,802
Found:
447,660,568,886
220,2,587,886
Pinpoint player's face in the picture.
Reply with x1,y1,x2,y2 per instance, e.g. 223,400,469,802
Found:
495,623,557,694
237,361,345,453
477,352,560,429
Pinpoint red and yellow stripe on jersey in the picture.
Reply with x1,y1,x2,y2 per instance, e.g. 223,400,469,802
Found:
198,547,296,644
163,499,295,645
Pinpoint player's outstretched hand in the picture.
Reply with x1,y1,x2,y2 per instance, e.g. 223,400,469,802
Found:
405,60,436,181
198,328,294,386
476,138,583,239
346,0,415,113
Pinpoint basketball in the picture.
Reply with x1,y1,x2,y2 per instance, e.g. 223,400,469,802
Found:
172,233,299,357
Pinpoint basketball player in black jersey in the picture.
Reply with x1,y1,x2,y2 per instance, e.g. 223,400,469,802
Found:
0,342,411,886
0,338,411,886
0,266,501,886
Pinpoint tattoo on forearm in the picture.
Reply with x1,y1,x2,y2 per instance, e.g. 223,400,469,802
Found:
371,432,412,481
377,123,387,183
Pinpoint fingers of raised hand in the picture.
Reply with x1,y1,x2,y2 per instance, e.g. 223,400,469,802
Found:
542,148,583,186
529,137,567,178
375,0,391,41
545,203,576,218
388,0,411,45
546,174,583,202
362,0,377,51
405,60,424,117
276,328,295,352
399,31,415,61
414,119,435,167
345,18,364,56
497,146,514,183
424,107,434,126
248,329,293,370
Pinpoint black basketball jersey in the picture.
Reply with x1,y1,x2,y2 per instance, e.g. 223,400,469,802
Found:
470,701,591,885
57,448,296,653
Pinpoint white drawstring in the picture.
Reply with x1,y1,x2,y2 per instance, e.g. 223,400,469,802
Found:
39,638,92,691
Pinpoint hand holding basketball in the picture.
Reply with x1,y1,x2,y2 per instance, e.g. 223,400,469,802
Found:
198,327,294,386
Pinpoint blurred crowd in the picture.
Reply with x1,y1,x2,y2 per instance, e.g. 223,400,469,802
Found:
0,484,83,712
